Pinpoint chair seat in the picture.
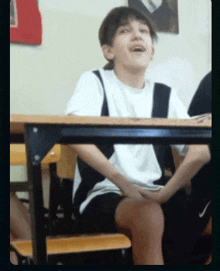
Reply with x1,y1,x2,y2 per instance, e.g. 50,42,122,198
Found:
11,233,131,257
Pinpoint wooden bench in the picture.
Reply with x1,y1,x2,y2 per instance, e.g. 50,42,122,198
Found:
11,233,131,257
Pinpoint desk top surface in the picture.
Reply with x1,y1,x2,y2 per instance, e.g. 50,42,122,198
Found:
10,114,211,135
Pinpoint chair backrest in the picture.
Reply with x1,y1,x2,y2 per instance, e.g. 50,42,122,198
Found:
57,145,77,179
10,144,77,178
10,144,61,169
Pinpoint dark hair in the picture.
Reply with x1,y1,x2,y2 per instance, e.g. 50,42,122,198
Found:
99,6,158,70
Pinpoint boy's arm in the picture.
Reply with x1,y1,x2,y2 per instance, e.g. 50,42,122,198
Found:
140,144,211,203
68,143,143,199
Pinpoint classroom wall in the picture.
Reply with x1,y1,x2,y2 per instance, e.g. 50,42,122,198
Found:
147,0,211,106
10,0,211,201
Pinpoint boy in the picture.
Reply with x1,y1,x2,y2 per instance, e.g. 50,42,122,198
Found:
66,7,211,265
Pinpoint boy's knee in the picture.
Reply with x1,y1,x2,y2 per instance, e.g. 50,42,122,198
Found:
132,200,164,228
116,198,164,233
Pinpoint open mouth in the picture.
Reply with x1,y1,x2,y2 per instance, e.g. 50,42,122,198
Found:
130,46,146,52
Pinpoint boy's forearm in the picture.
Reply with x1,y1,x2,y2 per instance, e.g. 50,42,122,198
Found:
68,144,139,197
67,114,140,197
160,144,211,202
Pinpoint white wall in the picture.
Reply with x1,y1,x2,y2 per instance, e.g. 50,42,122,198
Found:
10,0,211,194
147,0,211,107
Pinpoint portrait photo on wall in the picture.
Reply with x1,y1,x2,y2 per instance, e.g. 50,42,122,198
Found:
10,0,18,27
128,0,179,34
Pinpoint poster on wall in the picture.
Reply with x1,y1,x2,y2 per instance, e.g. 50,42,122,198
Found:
10,0,42,44
128,0,179,34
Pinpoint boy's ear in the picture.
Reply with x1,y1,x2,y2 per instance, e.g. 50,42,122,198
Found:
101,45,114,61
151,46,155,60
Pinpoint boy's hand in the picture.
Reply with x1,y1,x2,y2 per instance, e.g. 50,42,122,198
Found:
191,113,212,123
138,188,167,204
122,185,144,200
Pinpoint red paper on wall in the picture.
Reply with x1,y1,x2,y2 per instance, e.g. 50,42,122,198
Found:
10,0,42,45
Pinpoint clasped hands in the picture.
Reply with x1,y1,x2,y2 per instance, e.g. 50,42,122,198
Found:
123,185,168,204
137,186,167,204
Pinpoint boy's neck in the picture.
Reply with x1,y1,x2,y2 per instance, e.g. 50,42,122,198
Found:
114,66,146,89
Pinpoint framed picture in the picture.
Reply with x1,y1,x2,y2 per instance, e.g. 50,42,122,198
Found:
10,0,18,28
128,0,179,34
10,0,42,45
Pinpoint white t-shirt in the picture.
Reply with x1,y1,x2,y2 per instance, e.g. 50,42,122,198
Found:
65,68,190,214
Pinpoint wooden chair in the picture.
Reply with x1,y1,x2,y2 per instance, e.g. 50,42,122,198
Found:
10,144,131,265
10,144,61,192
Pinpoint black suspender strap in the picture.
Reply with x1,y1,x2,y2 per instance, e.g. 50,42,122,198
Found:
152,83,171,118
93,70,109,116
152,83,175,185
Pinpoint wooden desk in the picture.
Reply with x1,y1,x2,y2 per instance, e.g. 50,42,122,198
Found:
10,114,212,265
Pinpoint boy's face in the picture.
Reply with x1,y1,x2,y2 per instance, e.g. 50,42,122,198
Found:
102,19,155,72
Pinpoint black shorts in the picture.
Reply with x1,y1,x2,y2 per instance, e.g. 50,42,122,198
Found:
78,193,125,233
78,191,211,260
78,164,212,247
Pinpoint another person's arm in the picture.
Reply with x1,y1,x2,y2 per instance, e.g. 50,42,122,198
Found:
10,192,31,240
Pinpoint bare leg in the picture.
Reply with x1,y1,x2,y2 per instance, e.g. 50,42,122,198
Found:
10,192,31,240
115,198,164,265
205,254,212,265
10,233,18,265
10,192,31,265
204,217,212,265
